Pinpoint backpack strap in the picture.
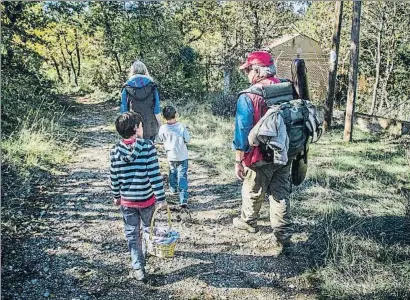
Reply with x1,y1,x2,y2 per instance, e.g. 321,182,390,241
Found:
238,86,263,97
298,101,310,164
301,101,310,123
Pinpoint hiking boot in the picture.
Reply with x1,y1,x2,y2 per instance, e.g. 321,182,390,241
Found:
233,217,257,233
274,232,292,247
128,269,145,281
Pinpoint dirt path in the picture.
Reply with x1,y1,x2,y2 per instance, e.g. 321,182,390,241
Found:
8,97,314,300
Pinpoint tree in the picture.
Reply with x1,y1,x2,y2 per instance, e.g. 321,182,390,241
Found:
363,2,387,115
324,1,344,130
344,1,362,142
3,0,409,119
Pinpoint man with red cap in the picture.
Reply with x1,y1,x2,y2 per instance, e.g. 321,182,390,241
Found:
232,51,291,251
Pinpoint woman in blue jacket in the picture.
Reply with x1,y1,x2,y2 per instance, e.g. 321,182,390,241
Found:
121,60,161,140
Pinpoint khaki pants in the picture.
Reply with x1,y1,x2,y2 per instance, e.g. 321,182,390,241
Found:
241,163,292,238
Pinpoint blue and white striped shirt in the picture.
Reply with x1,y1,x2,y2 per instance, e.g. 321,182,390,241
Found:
110,139,166,203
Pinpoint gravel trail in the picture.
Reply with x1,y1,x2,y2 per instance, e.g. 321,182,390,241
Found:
4,97,313,300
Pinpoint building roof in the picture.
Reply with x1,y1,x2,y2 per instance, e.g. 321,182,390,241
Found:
267,32,320,49
268,33,301,48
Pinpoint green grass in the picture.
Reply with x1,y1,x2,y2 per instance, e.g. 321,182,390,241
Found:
177,109,410,299
1,116,75,174
295,130,410,299
178,106,235,181
2,71,75,175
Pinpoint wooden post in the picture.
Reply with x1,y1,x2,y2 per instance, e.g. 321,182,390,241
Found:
205,56,209,95
344,1,362,142
324,1,343,131
223,67,231,97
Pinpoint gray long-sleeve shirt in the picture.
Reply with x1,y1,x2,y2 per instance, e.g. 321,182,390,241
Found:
158,122,190,161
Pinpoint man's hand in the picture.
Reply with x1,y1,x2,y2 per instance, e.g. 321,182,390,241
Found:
156,201,168,210
113,198,121,206
235,163,245,181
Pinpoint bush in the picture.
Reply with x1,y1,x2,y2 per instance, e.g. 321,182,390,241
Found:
1,70,64,136
210,93,237,118
1,69,74,173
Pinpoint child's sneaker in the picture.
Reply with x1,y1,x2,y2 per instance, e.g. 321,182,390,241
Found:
179,203,188,209
168,188,178,196
128,269,145,281
166,191,179,204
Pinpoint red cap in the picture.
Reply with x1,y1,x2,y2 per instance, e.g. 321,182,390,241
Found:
239,51,274,70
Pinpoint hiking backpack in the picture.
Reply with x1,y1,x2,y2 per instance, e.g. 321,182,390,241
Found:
123,82,159,139
240,81,323,185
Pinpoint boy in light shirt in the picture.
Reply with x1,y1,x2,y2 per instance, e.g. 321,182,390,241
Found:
158,106,190,208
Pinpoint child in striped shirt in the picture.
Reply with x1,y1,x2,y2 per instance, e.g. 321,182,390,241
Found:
110,112,167,281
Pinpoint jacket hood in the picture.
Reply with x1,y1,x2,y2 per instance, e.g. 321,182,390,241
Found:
116,139,144,163
126,74,155,88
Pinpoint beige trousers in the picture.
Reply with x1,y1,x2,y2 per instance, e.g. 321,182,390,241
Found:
241,163,292,238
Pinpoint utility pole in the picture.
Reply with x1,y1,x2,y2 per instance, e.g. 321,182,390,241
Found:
324,1,343,131
344,1,362,142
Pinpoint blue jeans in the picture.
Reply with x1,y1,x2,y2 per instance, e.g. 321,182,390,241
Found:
120,205,154,270
168,160,188,204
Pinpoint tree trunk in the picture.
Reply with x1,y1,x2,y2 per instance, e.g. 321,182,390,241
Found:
205,56,209,94
114,52,123,75
223,67,231,97
64,35,78,86
58,36,71,82
344,1,362,142
324,1,343,130
379,55,395,112
248,2,261,50
51,56,63,83
75,29,81,78
369,28,382,115
378,3,397,114
138,17,144,59
370,4,385,115
100,3,123,75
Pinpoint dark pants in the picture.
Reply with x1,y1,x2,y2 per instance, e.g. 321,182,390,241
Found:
120,205,154,270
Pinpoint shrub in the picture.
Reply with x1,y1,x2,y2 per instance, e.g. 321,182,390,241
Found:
210,93,237,118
